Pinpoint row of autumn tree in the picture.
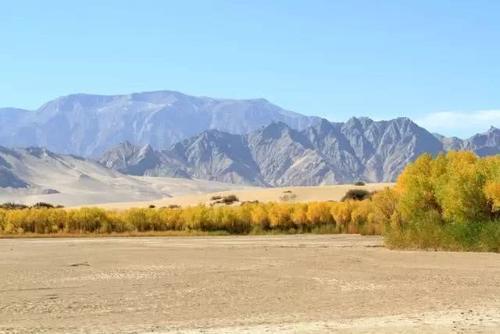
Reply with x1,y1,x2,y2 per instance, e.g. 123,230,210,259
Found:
0,151,498,251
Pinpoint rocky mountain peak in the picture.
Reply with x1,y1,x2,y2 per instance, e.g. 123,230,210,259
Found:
98,116,497,186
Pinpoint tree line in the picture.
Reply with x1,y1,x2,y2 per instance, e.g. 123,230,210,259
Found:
0,151,498,251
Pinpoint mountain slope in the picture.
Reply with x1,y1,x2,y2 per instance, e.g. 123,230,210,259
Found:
101,117,494,186
168,130,266,185
98,141,162,176
0,91,319,157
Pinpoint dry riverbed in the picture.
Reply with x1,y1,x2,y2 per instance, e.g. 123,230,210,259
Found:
0,235,499,333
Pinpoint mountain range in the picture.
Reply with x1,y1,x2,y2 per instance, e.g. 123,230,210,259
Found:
0,90,498,188
99,117,499,186
0,91,319,157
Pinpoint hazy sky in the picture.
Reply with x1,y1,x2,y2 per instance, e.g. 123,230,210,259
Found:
1,0,499,137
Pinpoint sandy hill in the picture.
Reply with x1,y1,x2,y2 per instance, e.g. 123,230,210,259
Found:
0,146,246,207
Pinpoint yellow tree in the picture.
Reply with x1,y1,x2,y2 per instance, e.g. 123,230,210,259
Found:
306,202,334,226
437,152,491,223
479,155,500,217
395,153,442,224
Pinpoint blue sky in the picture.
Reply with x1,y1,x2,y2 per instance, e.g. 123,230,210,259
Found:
1,0,499,137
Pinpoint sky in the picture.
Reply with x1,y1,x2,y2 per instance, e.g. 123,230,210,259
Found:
1,0,499,138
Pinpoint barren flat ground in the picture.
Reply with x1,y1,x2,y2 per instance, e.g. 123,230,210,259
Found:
0,235,499,333
83,183,393,209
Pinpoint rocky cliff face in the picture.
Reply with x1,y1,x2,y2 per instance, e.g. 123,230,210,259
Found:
99,118,498,186
98,141,161,176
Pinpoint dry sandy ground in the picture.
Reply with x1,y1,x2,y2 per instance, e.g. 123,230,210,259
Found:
0,235,499,333
0,176,247,207
80,183,393,209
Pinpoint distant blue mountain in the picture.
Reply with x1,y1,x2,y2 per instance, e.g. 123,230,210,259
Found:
0,90,320,157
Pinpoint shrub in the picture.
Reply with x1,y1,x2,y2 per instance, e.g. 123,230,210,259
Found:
290,203,309,228
280,192,297,202
341,189,371,201
267,203,294,230
32,202,56,209
354,181,366,186
222,194,239,204
0,203,29,210
209,194,239,206
307,202,334,227
479,220,500,252
350,200,372,234
241,200,259,205
249,204,270,231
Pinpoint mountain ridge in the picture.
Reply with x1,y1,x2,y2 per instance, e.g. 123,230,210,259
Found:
1,90,497,187
99,118,499,186
1,90,494,157
0,90,320,157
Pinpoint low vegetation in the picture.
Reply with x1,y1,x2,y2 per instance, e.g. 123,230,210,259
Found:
0,202,64,210
341,189,372,201
279,190,297,202
0,152,498,252
209,194,239,205
0,193,394,236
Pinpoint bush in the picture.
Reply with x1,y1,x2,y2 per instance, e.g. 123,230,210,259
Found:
0,203,29,210
241,200,259,205
479,221,500,252
32,202,56,209
354,181,366,186
307,202,334,227
210,194,240,205
0,202,64,210
222,195,239,204
341,189,371,201
280,192,297,202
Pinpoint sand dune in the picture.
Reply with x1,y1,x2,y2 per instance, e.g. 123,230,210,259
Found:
0,147,249,206
0,174,248,207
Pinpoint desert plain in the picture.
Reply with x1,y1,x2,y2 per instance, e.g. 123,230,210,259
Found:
0,235,499,333
74,182,393,209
